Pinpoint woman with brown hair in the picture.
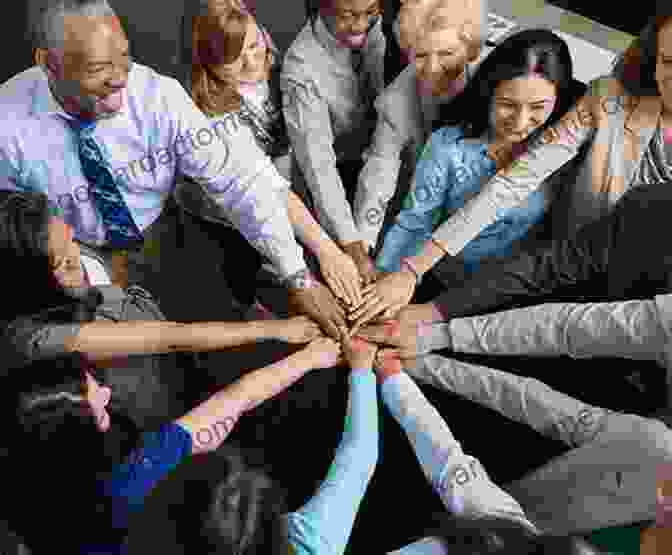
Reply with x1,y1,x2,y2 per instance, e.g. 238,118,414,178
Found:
176,4,364,336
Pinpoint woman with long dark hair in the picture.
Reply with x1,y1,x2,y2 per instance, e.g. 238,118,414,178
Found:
355,29,573,328
0,190,324,429
13,336,377,555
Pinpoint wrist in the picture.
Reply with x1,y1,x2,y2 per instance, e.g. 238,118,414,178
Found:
400,258,422,283
284,268,318,290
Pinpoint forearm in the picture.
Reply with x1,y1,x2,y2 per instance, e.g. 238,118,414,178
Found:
286,190,341,259
177,350,314,450
70,320,283,360
449,299,668,361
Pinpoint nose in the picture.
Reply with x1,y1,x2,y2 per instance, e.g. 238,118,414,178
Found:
510,106,536,135
350,14,370,34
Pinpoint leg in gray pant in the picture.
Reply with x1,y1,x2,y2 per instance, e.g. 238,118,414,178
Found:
406,354,672,534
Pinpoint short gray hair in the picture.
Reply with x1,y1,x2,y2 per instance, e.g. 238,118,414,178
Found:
28,0,117,50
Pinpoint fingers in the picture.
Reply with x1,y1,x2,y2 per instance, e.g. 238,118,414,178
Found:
323,273,347,306
354,323,395,344
342,269,363,307
348,297,390,336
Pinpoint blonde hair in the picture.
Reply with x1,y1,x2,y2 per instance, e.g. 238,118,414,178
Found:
403,0,488,61
191,8,274,116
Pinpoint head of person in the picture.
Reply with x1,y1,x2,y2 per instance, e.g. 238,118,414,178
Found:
0,190,103,323
8,353,140,550
319,0,382,49
613,15,672,111
412,0,488,96
439,29,573,147
30,0,131,120
425,512,608,555
192,7,273,115
124,447,293,555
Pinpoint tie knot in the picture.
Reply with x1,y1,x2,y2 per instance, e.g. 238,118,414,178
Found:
69,117,97,136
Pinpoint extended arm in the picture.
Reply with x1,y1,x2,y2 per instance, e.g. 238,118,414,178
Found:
287,368,378,555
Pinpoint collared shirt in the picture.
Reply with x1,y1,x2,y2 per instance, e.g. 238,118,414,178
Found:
281,15,386,244
0,64,306,279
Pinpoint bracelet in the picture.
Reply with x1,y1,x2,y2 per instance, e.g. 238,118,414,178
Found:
400,258,421,283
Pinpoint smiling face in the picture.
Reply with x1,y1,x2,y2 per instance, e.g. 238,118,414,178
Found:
414,26,469,96
322,0,381,49
35,15,131,119
490,74,557,144
47,216,85,289
657,18,672,115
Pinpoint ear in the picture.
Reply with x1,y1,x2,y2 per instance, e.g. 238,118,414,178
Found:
34,47,49,69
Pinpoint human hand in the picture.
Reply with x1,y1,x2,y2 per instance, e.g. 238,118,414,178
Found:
271,315,323,344
342,240,378,287
342,336,378,370
355,319,428,358
348,269,417,334
288,280,348,340
317,243,363,307
300,337,342,369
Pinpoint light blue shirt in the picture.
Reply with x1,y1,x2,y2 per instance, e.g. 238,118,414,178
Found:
0,64,306,279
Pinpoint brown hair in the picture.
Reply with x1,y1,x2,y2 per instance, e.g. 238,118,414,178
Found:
613,15,672,97
191,8,273,116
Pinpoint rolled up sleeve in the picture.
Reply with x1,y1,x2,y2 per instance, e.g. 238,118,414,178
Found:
164,79,306,280
282,76,361,245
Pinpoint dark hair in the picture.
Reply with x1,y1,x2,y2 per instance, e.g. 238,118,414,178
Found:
125,447,292,555
0,190,102,324
425,512,608,555
7,353,140,552
437,28,574,145
612,14,672,97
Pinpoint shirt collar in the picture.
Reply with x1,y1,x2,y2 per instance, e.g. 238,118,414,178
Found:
31,65,129,123
312,15,382,70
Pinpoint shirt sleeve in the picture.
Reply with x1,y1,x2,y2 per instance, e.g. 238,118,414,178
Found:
0,317,81,373
163,78,306,279
102,422,193,531
431,78,602,256
380,372,534,528
354,96,408,249
448,299,670,363
376,130,455,272
281,74,361,245
286,369,378,555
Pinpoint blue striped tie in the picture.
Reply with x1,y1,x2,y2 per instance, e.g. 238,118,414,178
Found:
71,119,144,248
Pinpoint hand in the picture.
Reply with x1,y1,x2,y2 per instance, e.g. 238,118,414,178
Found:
348,269,417,334
288,281,348,340
395,303,445,327
300,337,342,369
342,241,378,287
355,319,427,358
317,244,363,307
342,336,378,370
271,316,323,344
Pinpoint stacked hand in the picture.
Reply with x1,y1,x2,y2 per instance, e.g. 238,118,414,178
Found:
296,331,378,371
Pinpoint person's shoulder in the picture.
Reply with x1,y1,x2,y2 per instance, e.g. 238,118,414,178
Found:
128,62,186,100
586,75,626,100
429,126,465,149
0,66,45,117
283,21,318,70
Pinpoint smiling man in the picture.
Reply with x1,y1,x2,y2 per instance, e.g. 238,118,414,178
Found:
281,0,386,287
0,0,353,337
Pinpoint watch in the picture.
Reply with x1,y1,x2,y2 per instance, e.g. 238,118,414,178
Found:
284,268,318,290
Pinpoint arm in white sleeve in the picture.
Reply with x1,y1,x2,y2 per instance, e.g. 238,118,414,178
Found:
164,79,306,280
430,78,604,256
381,372,535,529
448,298,670,363
281,76,362,245
354,97,408,249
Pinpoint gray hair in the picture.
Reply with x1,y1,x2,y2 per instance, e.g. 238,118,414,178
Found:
28,0,117,50
423,0,490,51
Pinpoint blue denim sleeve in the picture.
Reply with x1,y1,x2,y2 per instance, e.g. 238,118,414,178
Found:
101,422,193,531
376,128,460,272
286,369,378,555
